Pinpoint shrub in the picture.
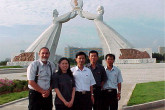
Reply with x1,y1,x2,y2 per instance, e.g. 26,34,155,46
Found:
0,79,14,93
0,79,28,94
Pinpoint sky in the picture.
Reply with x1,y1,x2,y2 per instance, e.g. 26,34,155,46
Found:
0,0,164,61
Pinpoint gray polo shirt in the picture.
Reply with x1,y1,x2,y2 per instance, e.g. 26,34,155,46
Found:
103,66,123,90
27,60,55,90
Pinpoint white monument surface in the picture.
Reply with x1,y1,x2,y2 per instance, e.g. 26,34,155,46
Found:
7,0,156,66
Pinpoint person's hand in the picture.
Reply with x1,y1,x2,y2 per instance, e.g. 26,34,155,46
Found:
117,92,121,101
91,95,94,104
42,90,50,98
68,100,74,108
40,90,46,95
64,100,69,107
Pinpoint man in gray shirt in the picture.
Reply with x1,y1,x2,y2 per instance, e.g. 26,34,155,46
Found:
102,54,123,110
27,47,55,110
86,50,107,110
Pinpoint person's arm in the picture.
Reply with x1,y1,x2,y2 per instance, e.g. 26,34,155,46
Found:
54,12,71,23
42,86,52,98
55,11,77,23
89,69,96,104
101,67,108,89
27,62,46,95
70,11,77,19
55,88,69,106
78,10,97,20
28,80,49,98
117,68,123,101
117,83,121,100
28,80,45,94
90,86,94,104
101,81,105,89
68,87,75,108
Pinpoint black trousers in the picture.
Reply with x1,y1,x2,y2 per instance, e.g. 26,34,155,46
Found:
55,104,72,110
28,89,52,110
102,89,118,110
93,86,102,110
72,91,92,110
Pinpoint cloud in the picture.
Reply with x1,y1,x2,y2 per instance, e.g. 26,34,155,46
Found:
0,0,163,26
0,0,61,26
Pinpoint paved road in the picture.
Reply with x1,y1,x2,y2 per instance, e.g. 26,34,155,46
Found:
0,63,165,110
148,107,165,110
0,68,26,74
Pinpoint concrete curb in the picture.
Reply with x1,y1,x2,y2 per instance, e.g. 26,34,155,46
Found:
0,68,26,70
122,99,165,110
0,97,28,108
122,83,136,106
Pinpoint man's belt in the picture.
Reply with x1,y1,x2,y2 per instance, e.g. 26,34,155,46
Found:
76,91,90,95
103,89,117,92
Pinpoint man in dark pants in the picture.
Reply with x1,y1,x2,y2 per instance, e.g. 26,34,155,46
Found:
71,51,96,110
102,54,123,110
86,50,107,110
27,47,56,110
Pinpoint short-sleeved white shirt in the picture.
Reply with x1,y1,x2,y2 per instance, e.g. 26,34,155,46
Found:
103,66,123,90
27,60,55,90
71,66,96,91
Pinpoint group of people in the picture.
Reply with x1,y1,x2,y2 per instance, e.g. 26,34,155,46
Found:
27,47,123,110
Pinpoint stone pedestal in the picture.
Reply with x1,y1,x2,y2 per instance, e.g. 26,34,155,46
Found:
7,61,33,67
103,48,156,65
7,52,38,67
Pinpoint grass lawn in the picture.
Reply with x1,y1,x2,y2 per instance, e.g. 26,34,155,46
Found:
127,81,165,106
0,91,28,105
0,66,23,69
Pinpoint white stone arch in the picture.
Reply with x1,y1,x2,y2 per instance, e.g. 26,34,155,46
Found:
25,5,133,62
6,1,156,66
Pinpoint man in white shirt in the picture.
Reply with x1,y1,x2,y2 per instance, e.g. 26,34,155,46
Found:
71,51,96,110
27,47,56,110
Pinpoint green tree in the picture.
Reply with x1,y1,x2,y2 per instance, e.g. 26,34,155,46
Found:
68,58,76,66
98,55,104,64
152,53,164,63
163,53,165,61
0,58,10,65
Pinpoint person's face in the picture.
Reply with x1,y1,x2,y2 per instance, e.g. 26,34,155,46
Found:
39,48,50,62
106,56,114,66
59,60,69,73
75,55,86,66
89,53,98,64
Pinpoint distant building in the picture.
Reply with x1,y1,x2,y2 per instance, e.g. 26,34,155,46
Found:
158,47,165,55
65,47,103,59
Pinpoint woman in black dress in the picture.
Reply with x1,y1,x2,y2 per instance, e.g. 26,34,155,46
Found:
52,57,75,110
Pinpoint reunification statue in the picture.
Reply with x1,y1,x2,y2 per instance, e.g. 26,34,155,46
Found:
25,9,77,61
79,5,104,21
79,6,133,60
70,0,83,9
